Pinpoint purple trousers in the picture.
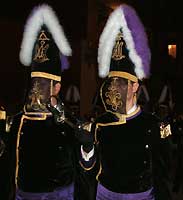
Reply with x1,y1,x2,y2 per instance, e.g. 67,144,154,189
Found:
15,183,74,200
96,183,155,200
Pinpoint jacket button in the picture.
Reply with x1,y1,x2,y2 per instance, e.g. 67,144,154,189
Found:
147,129,151,134
144,160,147,164
145,144,149,149
56,162,60,167
18,146,22,150
61,131,65,136
58,146,63,150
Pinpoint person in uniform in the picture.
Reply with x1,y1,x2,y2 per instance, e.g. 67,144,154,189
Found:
0,106,6,157
0,106,15,200
0,106,8,199
77,3,173,200
171,112,183,195
8,4,81,200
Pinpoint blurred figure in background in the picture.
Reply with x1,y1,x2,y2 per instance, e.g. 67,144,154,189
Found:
0,106,13,200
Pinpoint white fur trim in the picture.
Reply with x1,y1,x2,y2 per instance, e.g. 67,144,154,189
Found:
20,4,72,66
98,5,144,79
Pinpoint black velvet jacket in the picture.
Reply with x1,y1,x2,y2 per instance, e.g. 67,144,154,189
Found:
81,107,173,200
9,112,78,193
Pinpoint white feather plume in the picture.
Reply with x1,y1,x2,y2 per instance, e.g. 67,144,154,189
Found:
98,5,144,79
20,4,72,66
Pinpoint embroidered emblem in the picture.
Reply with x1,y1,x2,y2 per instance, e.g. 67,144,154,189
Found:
27,81,46,111
105,78,122,111
112,32,125,60
160,123,172,138
82,122,93,132
33,31,50,63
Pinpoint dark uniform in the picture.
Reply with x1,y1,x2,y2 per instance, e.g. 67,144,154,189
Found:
9,111,78,198
0,107,6,157
7,4,81,200
0,107,14,200
0,107,7,199
79,109,172,200
92,109,172,199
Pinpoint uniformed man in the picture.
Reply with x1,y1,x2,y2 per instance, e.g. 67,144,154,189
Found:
77,3,173,200
8,4,80,200
171,113,183,195
0,106,13,200
0,106,6,157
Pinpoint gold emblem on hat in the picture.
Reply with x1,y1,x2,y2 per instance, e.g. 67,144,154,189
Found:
33,31,50,63
112,32,125,61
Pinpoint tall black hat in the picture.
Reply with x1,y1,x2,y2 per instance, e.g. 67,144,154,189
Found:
98,4,151,82
98,4,151,115
20,4,72,82
19,4,72,115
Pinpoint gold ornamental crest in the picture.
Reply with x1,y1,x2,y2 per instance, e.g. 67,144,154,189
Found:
112,32,125,61
33,31,50,63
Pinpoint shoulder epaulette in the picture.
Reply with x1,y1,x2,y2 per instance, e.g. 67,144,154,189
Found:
160,122,172,139
0,110,6,120
147,112,172,138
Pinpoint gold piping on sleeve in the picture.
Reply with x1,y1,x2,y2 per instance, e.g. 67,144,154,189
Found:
96,161,102,181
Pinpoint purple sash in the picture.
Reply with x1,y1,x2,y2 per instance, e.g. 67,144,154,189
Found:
16,183,74,200
96,183,155,200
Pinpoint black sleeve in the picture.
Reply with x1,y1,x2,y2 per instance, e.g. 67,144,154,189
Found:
74,124,99,200
74,146,99,200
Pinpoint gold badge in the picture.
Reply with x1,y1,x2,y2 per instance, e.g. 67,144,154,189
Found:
82,122,93,132
33,31,50,63
0,110,6,120
160,123,172,139
112,32,125,61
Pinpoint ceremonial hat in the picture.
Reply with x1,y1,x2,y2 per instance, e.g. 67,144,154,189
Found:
98,4,151,82
19,4,72,82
